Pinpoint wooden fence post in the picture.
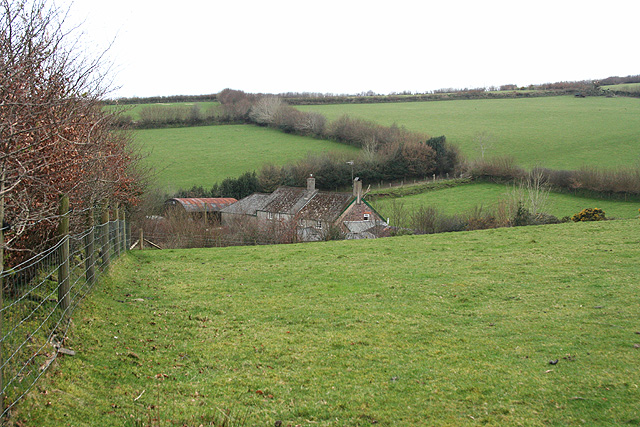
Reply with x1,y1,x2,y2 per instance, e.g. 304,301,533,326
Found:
84,208,96,285
126,216,131,251
57,195,70,313
101,202,110,269
114,204,121,257
139,228,144,250
120,208,126,254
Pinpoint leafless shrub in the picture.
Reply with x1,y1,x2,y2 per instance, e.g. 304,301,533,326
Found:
466,156,525,181
249,96,284,125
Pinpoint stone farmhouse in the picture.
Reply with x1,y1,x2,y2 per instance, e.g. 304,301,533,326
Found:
220,176,388,241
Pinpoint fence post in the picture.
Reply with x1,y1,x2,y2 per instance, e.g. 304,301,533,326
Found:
114,204,121,257
120,208,126,254
85,207,96,285
139,227,144,250
57,195,70,313
101,202,110,269
126,216,131,251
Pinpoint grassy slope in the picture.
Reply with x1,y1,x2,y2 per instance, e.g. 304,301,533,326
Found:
16,220,640,426
298,96,640,170
370,182,640,221
136,124,358,191
601,83,640,94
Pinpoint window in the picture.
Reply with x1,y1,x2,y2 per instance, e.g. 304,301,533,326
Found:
267,212,273,220
364,213,371,221
315,221,323,229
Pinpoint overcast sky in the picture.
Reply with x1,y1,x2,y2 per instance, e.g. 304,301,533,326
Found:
57,0,638,99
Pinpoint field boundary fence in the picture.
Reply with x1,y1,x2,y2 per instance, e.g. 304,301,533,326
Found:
0,198,129,420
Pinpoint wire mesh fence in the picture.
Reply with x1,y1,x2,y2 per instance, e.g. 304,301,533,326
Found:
0,218,127,419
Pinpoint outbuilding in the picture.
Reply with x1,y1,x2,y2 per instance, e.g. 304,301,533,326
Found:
165,198,237,222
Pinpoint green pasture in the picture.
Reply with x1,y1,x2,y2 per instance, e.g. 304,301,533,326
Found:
16,220,640,426
601,83,640,94
298,96,640,170
136,125,358,191
370,181,640,222
108,101,220,121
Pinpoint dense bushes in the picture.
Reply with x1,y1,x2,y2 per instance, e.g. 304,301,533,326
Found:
174,172,260,201
571,208,606,222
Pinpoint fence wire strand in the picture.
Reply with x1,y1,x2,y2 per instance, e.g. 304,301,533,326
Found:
0,218,128,420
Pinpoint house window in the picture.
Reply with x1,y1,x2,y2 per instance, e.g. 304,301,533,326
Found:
364,213,371,221
315,221,322,229
267,212,273,220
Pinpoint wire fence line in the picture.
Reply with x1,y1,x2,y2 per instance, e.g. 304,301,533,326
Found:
0,213,129,420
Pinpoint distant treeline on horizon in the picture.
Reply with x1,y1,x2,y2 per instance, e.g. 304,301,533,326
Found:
106,74,640,105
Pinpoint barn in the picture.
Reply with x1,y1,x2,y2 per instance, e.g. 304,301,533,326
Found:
165,198,237,222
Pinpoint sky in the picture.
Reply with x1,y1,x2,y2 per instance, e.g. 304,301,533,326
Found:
56,0,639,99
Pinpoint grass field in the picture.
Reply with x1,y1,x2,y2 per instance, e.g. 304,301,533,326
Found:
370,181,640,222
297,96,640,170
601,83,640,94
15,219,640,426
108,102,220,121
136,124,358,191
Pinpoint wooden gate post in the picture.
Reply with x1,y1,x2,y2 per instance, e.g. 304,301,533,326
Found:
101,202,110,269
57,195,70,313
85,208,96,285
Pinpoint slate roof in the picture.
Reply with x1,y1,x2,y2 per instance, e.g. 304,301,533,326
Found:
166,198,237,213
224,186,354,223
297,191,353,221
220,193,270,216
262,187,317,214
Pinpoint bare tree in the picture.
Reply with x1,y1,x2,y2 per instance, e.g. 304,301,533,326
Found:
474,131,494,159
0,0,144,261
248,96,284,125
509,167,551,221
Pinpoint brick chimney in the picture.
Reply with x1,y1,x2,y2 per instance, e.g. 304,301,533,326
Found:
307,174,315,191
353,178,362,204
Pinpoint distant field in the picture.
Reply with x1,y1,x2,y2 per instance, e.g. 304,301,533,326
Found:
136,124,358,191
17,220,640,426
370,181,640,222
298,96,640,170
109,101,220,120
601,83,640,93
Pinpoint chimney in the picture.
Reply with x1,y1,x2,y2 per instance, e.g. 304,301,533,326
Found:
353,178,362,204
307,174,315,191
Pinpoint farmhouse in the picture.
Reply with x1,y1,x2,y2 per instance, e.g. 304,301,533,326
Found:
165,198,237,222
220,176,388,241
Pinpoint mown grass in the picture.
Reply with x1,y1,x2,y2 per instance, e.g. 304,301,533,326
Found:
136,124,358,191
370,181,640,221
298,96,640,170
14,219,640,426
